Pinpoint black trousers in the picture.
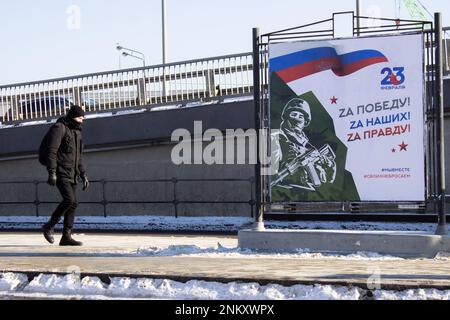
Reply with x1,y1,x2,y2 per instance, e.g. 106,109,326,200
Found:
49,179,78,229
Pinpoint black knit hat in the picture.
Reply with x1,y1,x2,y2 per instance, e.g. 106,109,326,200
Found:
67,105,85,119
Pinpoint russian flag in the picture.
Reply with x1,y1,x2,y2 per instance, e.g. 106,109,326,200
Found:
270,47,388,83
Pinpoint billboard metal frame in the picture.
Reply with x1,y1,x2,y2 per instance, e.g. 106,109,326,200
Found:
252,12,447,234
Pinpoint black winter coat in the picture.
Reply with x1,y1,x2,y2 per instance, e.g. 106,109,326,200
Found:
44,117,86,184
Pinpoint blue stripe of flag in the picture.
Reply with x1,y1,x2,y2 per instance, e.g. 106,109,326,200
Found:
338,50,386,65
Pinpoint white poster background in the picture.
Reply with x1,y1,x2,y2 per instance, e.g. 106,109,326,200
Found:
269,34,425,201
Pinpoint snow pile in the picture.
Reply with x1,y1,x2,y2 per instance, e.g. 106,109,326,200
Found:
25,274,107,296
1,272,449,300
374,289,450,300
0,272,362,300
106,279,362,300
132,243,404,261
0,273,28,292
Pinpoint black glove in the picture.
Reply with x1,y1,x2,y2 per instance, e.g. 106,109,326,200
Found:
47,169,57,186
81,174,90,191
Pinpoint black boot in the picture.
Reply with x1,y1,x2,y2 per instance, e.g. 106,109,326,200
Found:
42,221,57,244
59,227,83,246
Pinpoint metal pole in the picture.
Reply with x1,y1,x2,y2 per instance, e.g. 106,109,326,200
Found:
252,27,265,231
435,12,448,236
162,0,168,98
356,0,362,36
162,0,167,64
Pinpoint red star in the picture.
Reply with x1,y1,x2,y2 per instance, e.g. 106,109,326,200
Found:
330,96,338,104
390,73,400,85
399,141,408,151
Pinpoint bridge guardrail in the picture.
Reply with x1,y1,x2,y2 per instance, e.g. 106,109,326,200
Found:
0,52,254,125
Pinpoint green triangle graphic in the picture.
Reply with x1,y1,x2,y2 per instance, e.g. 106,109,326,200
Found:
270,73,361,202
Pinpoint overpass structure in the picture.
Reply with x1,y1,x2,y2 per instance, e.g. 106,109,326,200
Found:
0,29,450,221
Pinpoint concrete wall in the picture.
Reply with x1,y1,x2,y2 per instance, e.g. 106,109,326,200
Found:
0,100,256,218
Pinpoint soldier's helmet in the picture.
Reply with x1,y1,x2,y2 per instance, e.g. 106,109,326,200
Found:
281,98,312,127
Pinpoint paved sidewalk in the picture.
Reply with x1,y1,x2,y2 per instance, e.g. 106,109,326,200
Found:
1,232,450,290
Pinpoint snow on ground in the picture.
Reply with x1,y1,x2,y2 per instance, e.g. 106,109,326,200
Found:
0,272,449,300
0,215,441,233
129,243,406,261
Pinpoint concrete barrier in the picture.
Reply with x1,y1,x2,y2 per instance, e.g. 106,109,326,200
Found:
238,229,450,258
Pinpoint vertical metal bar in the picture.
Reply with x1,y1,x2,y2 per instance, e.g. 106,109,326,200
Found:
71,79,76,109
223,59,227,96
108,74,113,110
159,67,164,104
174,65,178,102
356,0,361,36
0,89,4,121
240,56,245,94
162,0,167,65
434,13,448,235
189,63,193,100
118,73,123,109
52,84,57,117
37,84,42,118
101,75,106,110
57,82,63,116
14,87,19,121
195,62,200,100
127,72,132,107
0,89,5,123
252,28,264,231
27,86,32,119
263,44,272,206
42,84,48,118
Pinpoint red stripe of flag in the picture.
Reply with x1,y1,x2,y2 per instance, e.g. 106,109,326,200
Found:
332,56,388,76
276,56,388,82
276,57,340,83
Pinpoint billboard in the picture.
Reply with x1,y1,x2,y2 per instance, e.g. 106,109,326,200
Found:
269,33,425,202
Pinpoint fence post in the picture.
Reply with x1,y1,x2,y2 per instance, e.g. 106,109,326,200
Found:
434,12,448,235
205,69,216,98
137,78,147,105
73,87,82,106
252,28,265,231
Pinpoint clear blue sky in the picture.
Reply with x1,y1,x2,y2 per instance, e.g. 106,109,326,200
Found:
1,0,449,85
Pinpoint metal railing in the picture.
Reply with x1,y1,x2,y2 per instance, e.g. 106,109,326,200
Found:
0,52,254,124
0,177,255,218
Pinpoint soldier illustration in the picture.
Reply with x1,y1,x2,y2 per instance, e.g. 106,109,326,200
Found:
271,98,337,191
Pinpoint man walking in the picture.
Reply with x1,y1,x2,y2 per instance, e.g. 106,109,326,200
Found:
41,105,89,246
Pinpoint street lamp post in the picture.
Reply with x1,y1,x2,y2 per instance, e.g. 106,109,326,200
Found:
122,51,146,68
161,0,168,97
162,0,167,65
116,44,146,67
